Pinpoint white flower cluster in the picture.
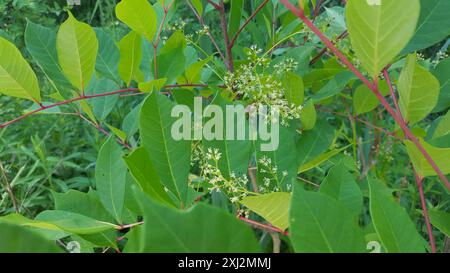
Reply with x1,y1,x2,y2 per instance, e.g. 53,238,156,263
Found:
432,50,449,67
274,58,299,76
193,147,254,203
224,46,303,126
257,155,289,193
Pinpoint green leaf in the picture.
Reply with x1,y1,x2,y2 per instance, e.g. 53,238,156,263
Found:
312,71,355,102
116,0,158,42
0,36,40,102
228,0,244,38
0,223,62,253
124,147,175,207
191,0,203,16
95,28,120,83
433,110,450,139
282,72,304,106
85,78,120,121
353,80,390,115
52,190,118,248
35,210,118,235
124,189,260,252
405,138,450,177
155,32,187,85
298,148,345,173
290,185,366,253
241,192,291,230
56,11,98,92
301,100,317,130
25,21,71,90
203,98,253,180
319,162,363,217
95,137,127,223
429,209,450,237
398,55,440,124
138,78,167,93
368,178,425,253
432,58,450,112
297,120,335,167
346,0,420,77
140,92,191,206
118,31,144,86
177,57,211,85
403,0,450,53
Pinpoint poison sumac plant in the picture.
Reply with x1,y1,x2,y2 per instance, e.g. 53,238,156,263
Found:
0,0,449,253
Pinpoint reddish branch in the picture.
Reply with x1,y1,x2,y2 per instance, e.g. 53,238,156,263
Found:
280,0,450,191
187,0,228,65
413,170,437,253
238,216,289,236
310,30,348,65
229,0,270,49
218,0,234,72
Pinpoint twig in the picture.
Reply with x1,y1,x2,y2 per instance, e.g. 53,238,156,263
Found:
238,216,289,235
219,0,234,71
0,160,19,213
413,169,437,253
187,0,227,65
229,0,270,49
310,30,348,65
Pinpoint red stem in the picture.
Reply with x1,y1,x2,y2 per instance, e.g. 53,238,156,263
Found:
383,68,403,122
238,216,289,236
229,0,270,49
0,88,139,129
280,0,450,191
219,0,234,72
187,0,227,65
413,170,437,253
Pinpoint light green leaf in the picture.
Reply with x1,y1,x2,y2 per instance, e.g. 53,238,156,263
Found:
0,36,40,102
429,209,450,237
56,11,98,92
35,210,118,235
118,31,144,86
124,189,259,252
25,21,71,90
297,120,335,167
138,78,167,93
290,185,366,253
403,0,450,53
241,192,291,230
140,92,191,206
433,110,450,139
116,0,158,42
346,0,420,77
301,100,317,130
368,178,425,253
95,137,127,223
282,72,304,107
319,162,363,217
398,55,440,124
106,124,127,142
124,147,175,207
405,138,450,177
191,0,203,16
0,223,62,253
